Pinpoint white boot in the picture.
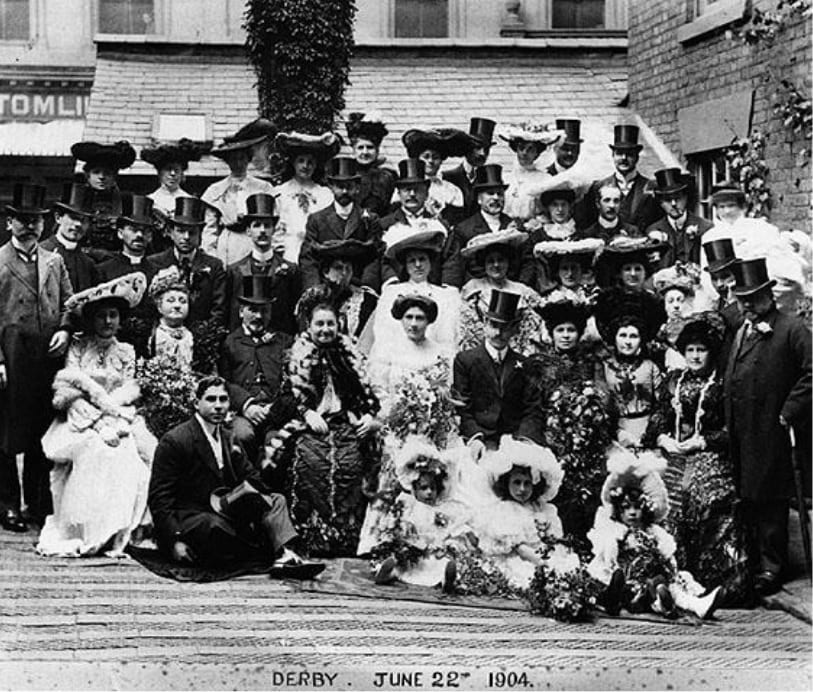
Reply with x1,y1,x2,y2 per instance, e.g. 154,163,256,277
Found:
683,585,723,619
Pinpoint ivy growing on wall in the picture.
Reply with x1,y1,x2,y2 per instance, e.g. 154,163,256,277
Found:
726,130,773,218
243,0,357,133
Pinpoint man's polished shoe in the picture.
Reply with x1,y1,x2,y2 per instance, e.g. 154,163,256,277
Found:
754,571,783,597
1,509,28,533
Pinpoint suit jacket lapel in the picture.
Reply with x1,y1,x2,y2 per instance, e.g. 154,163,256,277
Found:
37,251,50,297
501,351,519,395
474,344,500,392
6,250,38,295
192,418,224,480
344,207,361,239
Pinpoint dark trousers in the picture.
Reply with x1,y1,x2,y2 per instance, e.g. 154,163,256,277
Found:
752,500,790,576
0,444,52,520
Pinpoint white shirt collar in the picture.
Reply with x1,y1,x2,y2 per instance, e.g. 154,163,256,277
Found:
55,234,78,251
122,250,143,264
174,248,197,263
669,212,689,230
334,201,354,218
598,216,620,230
481,210,502,231
484,340,508,364
615,170,638,184
251,248,276,263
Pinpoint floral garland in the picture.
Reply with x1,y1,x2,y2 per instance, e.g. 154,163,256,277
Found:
616,527,675,597
134,355,198,439
527,553,599,622
670,369,717,442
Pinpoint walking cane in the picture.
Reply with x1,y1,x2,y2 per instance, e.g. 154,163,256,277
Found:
789,426,812,572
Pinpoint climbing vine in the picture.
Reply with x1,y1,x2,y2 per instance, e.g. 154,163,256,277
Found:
725,130,773,218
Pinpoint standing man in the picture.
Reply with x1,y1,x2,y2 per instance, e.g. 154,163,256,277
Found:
645,168,712,268
724,257,811,596
443,117,497,220
298,156,383,291
345,112,397,217
226,193,300,336
380,158,462,288
547,119,582,176
0,183,73,531
40,183,99,292
149,196,227,327
578,125,661,231
582,182,640,243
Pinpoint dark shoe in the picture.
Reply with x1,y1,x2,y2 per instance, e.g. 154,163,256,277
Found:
270,547,325,580
603,569,626,616
626,589,651,614
441,559,457,594
654,584,677,618
374,556,398,585
754,571,783,597
1,509,28,533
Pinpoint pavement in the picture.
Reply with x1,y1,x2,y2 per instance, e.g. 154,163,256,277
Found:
762,507,812,624
0,530,811,691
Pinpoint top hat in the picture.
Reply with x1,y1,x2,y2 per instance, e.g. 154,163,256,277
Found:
71,140,137,170
5,182,48,216
652,168,689,196
54,183,95,217
556,119,582,144
170,196,206,226
395,158,428,187
118,193,154,226
243,193,278,220
238,275,277,306
484,289,521,324
468,117,496,148
703,238,737,274
731,257,776,296
141,138,210,170
610,124,643,151
709,181,746,206
472,164,508,191
211,118,277,158
325,156,361,182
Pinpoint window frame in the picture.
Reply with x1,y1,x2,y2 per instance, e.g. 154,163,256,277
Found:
390,0,452,39
550,0,608,31
95,0,159,37
687,148,731,219
0,0,31,43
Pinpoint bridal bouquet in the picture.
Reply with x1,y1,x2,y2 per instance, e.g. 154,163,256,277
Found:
135,356,197,438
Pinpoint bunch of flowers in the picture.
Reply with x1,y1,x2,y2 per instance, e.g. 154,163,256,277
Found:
190,317,229,375
369,496,426,570
617,527,675,598
135,355,197,438
294,507,361,558
445,543,519,599
385,357,458,448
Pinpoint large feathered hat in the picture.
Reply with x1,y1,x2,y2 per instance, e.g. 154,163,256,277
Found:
535,299,591,335
345,111,389,147
140,138,211,170
66,271,147,317
601,446,669,523
402,128,472,159
460,227,528,259
481,435,563,503
382,219,447,260
149,265,189,301
274,131,342,162
498,121,563,152
594,286,666,344
394,435,456,501
651,262,701,297
71,140,136,171
675,310,726,357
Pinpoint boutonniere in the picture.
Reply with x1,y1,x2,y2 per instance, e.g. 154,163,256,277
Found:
434,512,449,528
361,209,371,220
755,321,773,336
260,332,275,344
685,224,700,239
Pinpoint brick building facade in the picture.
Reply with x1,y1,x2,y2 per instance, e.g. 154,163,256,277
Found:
628,0,812,234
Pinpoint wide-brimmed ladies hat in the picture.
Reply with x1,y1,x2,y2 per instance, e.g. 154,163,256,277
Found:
481,435,563,503
71,140,136,170
274,131,342,162
6,183,48,216
345,111,388,146
391,293,439,323
394,435,456,501
703,238,737,274
210,118,277,158
601,446,668,522
382,219,447,260
66,271,147,316
498,121,563,151
539,185,577,208
535,299,591,335
141,138,211,170
731,257,776,296
402,128,472,159
533,238,604,266
594,286,666,344
675,310,726,357
460,228,527,259
312,238,378,266
600,236,668,278
651,262,701,297
53,183,95,217
709,181,746,206
149,266,188,301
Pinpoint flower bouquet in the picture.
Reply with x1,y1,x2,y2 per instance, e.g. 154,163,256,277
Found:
617,527,676,598
135,355,197,439
190,316,229,375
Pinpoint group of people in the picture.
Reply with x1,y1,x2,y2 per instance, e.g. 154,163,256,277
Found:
0,111,810,619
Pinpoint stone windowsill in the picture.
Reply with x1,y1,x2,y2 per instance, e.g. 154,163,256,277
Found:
677,0,747,44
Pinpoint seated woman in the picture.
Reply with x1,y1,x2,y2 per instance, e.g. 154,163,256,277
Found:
651,263,701,372
595,288,666,448
279,288,382,556
272,131,338,263
147,266,194,370
642,312,753,604
371,221,461,353
37,272,156,557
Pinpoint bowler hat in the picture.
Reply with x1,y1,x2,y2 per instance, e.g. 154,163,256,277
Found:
118,193,154,226
238,275,277,306
170,196,206,226
652,168,689,196
484,289,521,324
472,164,508,192
731,257,776,296
556,119,582,144
54,183,94,217
211,119,277,158
468,117,496,148
703,238,737,274
395,158,428,187
325,156,360,182
610,125,642,151
710,182,746,206
5,182,48,216
243,193,278,220
71,140,136,170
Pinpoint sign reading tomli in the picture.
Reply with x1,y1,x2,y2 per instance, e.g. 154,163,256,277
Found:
0,90,91,121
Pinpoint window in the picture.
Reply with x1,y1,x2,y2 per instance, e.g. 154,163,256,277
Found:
0,0,29,40
98,0,155,35
394,0,448,38
688,149,731,219
695,0,723,16
552,0,606,29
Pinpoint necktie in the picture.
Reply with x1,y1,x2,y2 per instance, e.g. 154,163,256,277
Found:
179,257,192,285
16,248,36,263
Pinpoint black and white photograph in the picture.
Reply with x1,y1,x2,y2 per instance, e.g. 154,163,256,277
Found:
0,0,810,689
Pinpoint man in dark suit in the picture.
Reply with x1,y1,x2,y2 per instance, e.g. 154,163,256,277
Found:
577,125,662,231
645,168,713,268
453,290,543,460
299,157,382,291
380,158,462,288
225,193,300,335
724,258,811,596
219,276,295,466
454,164,532,282
546,119,582,176
702,238,742,371
442,117,496,222
40,183,99,292
581,181,640,243
148,196,227,326
148,375,322,573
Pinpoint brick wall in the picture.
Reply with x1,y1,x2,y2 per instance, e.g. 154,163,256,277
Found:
628,0,812,233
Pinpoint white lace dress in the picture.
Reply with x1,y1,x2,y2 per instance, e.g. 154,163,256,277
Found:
273,178,334,263
37,337,157,557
